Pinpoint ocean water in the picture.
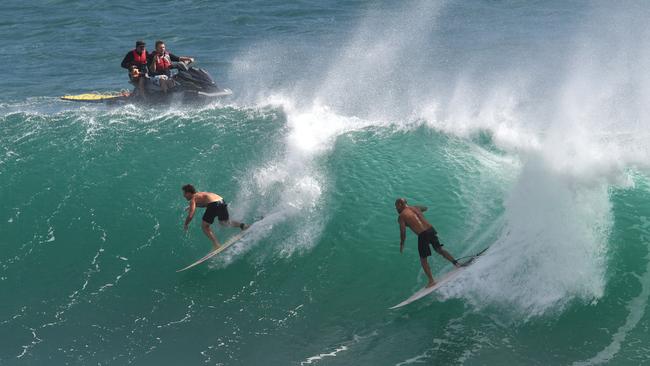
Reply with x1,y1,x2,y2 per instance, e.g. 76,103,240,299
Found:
2,0,650,365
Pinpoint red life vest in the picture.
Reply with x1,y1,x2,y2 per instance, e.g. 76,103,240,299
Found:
132,49,147,65
153,52,172,72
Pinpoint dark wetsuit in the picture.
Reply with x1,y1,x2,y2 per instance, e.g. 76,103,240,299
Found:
202,200,229,224
417,227,443,258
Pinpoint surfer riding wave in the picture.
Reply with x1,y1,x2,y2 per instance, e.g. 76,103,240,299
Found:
182,184,249,250
396,198,460,288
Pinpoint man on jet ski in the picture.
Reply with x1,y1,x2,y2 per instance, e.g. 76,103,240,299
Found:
120,40,149,98
148,40,194,93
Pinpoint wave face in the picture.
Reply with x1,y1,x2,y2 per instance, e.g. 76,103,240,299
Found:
2,1,650,365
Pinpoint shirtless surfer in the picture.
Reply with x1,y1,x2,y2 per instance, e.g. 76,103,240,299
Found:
396,198,460,288
182,184,249,250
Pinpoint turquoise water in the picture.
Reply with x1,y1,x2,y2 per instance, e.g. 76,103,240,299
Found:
2,1,650,365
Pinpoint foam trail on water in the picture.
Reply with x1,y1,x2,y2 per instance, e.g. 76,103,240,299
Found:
227,97,382,259
442,154,612,316
438,3,650,315
572,214,650,365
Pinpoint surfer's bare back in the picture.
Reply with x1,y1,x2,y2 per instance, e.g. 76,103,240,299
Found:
182,184,248,250
395,198,460,288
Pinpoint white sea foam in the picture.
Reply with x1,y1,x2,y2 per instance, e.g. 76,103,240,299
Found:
223,97,381,261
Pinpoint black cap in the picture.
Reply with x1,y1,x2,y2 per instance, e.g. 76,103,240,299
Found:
135,40,145,47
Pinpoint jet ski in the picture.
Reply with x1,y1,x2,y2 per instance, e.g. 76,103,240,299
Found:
61,61,232,104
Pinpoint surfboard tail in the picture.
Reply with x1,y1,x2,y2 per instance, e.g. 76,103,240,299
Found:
389,246,490,309
176,230,249,272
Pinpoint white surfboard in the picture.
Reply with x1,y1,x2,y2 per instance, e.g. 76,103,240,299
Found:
390,248,488,309
176,230,247,272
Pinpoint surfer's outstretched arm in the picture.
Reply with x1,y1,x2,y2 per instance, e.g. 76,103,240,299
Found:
184,199,196,230
414,205,428,212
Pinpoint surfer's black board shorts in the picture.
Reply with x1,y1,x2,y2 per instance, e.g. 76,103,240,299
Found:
417,227,443,258
202,201,229,224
